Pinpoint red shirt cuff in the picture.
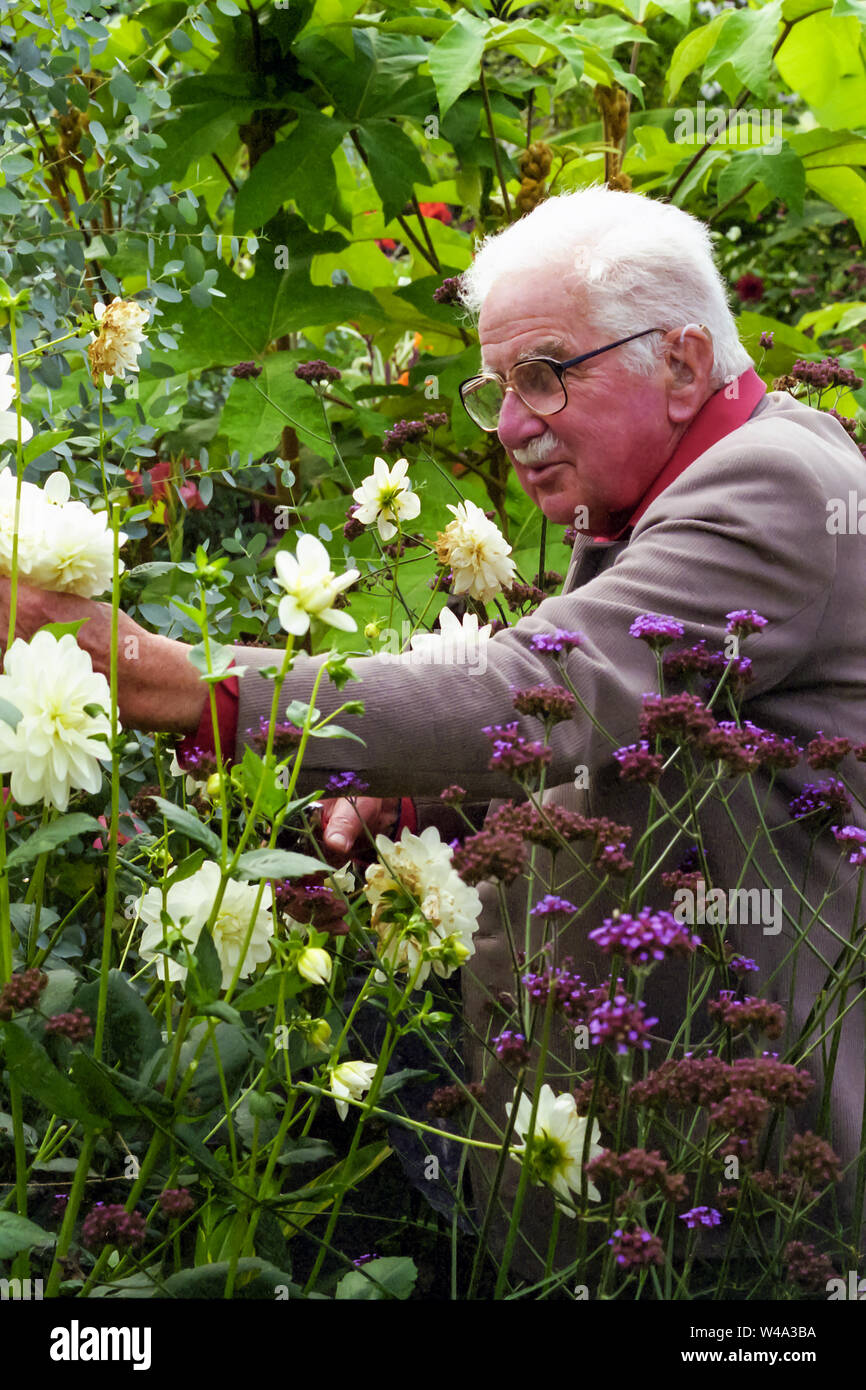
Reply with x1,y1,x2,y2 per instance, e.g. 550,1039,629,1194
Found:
395,797,417,836
176,672,240,768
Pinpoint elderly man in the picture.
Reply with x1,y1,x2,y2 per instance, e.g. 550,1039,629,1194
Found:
6,187,866,1273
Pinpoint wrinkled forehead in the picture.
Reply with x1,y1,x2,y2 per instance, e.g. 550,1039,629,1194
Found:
476,271,591,370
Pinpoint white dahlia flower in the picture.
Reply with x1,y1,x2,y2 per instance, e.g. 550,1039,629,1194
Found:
88,298,150,387
137,860,274,989
434,498,515,604
506,1084,604,1215
0,631,111,811
351,456,421,541
0,467,125,597
0,353,33,445
364,824,483,988
328,1059,377,1120
274,533,359,637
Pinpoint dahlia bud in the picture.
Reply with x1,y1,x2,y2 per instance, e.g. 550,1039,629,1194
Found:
308,1017,332,1049
297,947,332,986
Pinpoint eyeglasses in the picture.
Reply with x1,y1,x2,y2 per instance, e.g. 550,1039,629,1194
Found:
458,328,666,432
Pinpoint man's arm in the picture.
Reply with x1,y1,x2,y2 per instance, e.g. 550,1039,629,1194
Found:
0,580,208,734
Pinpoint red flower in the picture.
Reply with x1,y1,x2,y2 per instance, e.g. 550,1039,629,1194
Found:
125,457,206,510
735,273,765,303
417,202,452,224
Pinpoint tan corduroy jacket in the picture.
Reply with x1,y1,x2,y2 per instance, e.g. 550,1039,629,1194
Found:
231,390,866,1271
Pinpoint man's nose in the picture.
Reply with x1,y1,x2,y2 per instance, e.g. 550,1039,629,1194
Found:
496,388,549,452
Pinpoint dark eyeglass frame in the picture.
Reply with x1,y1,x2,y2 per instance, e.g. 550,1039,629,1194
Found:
459,327,666,431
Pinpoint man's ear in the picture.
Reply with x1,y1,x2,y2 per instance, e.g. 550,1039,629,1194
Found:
662,324,715,424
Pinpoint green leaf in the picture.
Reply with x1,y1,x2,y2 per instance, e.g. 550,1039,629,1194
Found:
703,1,783,103
161,1259,299,1299
5,814,102,870
234,970,305,1011
775,12,866,129
109,71,138,104
22,429,73,465
234,115,348,233
0,1212,53,1259
716,141,806,216
356,119,429,224
805,165,866,238
150,797,222,854
235,848,326,880
37,619,88,642
428,13,488,119
74,970,162,1074
665,13,731,101
335,1255,418,1300
308,722,366,745
189,929,223,1005
0,1022,103,1128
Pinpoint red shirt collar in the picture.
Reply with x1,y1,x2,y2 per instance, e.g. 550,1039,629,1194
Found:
590,367,767,543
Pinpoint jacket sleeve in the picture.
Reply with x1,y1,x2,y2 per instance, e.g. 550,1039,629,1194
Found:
231,427,837,801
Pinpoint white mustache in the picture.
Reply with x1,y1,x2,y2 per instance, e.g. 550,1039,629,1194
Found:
512,432,560,466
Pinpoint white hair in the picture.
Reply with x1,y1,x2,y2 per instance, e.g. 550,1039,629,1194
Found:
459,187,753,389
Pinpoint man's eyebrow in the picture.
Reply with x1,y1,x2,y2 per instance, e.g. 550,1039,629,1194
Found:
514,338,568,362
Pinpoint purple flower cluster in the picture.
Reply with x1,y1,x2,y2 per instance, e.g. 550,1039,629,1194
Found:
629,613,685,648
728,954,759,976
382,418,429,452
589,991,659,1053
612,740,664,784
324,771,370,797
158,1188,195,1219
530,894,577,916
831,824,866,866
789,778,852,823
294,359,341,385
529,629,584,654
230,360,262,379
725,609,768,637
432,276,462,305
493,1030,530,1066
791,356,863,391
607,1226,665,1268
44,1009,93,1042
679,1206,721,1229
522,962,596,1022
0,967,47,1020
483,722,552,779
81,1203,146,1251
639,692,716,743
587,907,701,966
708,991,785,1039
511,683,576,723
806,733,852,769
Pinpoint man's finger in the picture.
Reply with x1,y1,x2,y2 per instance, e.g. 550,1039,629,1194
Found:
322,799,364,854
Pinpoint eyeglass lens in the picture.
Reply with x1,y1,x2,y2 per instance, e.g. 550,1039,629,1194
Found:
463,360,566,428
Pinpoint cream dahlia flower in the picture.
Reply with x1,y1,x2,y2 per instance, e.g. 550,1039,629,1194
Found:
506,1084,604,1216
406,605,491,666
329,1059,377,1120
0,353,33,445
0,631,111,811
274,533,360,637
364,824,483,988
0,467,126,597
434,498,516,604
88,298,150,387
352,456,421,541
137,860,274,989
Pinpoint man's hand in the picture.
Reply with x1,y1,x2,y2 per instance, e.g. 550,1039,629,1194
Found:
319,796,401,857
0,578,208,734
